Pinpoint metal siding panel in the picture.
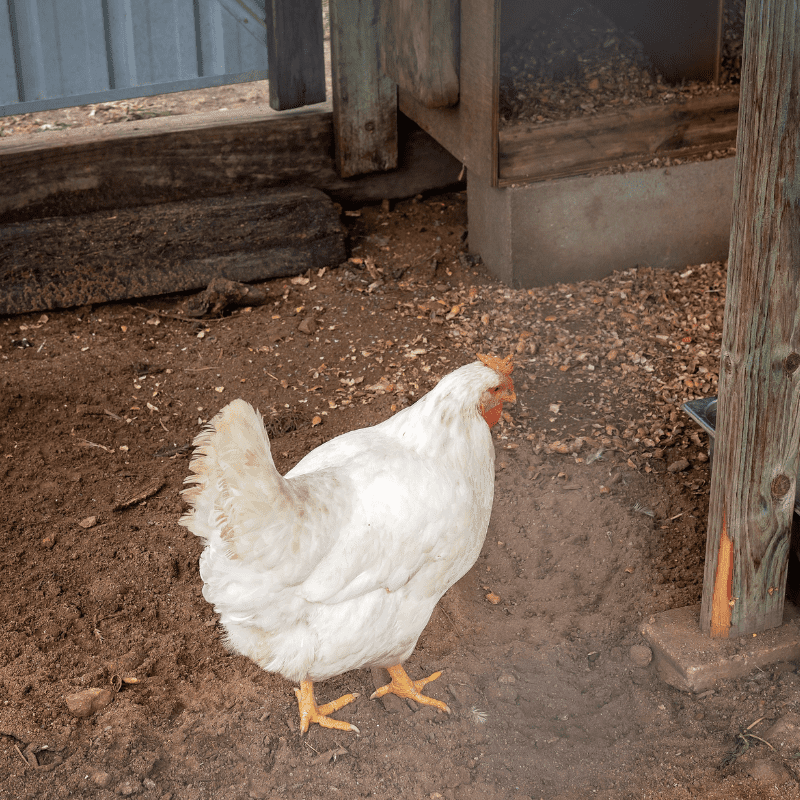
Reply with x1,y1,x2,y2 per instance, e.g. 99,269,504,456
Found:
225,2,268,73
131,0,198,84
0,1,20,105
30,0,60,94
1,0,270,116
222,10,251,74
10,0,48,101
197,0,226,76
105,0,138,88
40,0,109,96
1,71,271,116
217,0,267,51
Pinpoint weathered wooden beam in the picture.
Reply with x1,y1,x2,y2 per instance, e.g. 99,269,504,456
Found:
329,0,398,178
380,0,460,108
398,0,498,183
265,0,326,110
498,91,739,185
0,109,462,224
0,188,345,314
700,0,800,637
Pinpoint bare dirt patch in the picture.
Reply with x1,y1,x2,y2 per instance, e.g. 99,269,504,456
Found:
2,127,800,800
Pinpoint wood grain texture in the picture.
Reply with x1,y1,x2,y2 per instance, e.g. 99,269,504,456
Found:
380,0,460,108
265,0,326,110
330,0,398,178
398,0,498,183
0,109,462,223
700,0,800,637
0,188,345,314
498,92,739,185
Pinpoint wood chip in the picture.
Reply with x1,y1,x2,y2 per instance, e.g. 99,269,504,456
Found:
310,746,349,765
113,475,165,510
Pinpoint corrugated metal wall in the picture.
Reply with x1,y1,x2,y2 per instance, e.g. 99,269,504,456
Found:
0,0,269,116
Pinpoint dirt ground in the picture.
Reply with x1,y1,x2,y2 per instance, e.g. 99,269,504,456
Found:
3,78,800,799
3,188,800,800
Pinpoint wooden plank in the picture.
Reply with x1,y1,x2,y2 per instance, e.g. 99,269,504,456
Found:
398,0,498,182
329,0,398,178
265,0,326,110
380,0,459,108
700,0,800,638
0,108,462,223
498,91,739,185
0,188,345,315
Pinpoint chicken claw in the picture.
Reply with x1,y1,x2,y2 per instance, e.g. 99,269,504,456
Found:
294,679,360,734
370,665,451,714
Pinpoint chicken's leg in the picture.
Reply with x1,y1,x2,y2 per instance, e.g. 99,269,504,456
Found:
294,679,360,734
370,664,451,713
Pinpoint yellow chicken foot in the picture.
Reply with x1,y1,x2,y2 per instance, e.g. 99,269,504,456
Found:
370,664,451,714
294,679,360,734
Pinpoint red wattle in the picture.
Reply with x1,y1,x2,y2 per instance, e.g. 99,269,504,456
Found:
481,402,503,428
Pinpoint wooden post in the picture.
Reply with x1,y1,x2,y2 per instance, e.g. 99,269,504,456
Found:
700,0,800,637
265,0,326,111
380,0,460,108
397,0,499,184
329,0,398,178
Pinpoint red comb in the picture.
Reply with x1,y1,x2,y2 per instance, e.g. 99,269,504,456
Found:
476,353,514,376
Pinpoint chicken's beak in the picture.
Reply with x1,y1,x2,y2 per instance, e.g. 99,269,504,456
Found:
498,376,516,405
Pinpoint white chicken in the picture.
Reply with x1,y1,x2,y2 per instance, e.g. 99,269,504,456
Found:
180,353,515,733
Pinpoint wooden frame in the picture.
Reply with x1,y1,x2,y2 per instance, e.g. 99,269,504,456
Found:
393,0,738,187
396,0,499,183
330,0,398,177
499,92,739,185
0,107,461,224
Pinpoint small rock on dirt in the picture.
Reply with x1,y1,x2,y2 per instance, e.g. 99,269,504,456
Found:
667,458,690,473
447,683,471,706
486,684,518,703
84,767,112,788
764,712,800,751
116,779,142,796
65,687,114,718
298,316,317,335
747,759,791,785
629,644,653,667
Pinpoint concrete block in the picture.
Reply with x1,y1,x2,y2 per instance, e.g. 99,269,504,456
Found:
468,157,735,287
641,602,800,693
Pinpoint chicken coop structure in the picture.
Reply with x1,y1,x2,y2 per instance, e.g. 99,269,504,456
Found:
377,0,740,287
1,0,738,292
2,0,798,661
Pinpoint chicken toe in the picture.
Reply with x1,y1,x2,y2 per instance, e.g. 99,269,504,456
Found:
370,664,451,714
294,679,360,734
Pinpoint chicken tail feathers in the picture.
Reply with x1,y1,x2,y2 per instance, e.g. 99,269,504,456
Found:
180,399,285,554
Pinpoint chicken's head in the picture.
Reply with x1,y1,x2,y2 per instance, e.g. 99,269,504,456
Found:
476,353,516,427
